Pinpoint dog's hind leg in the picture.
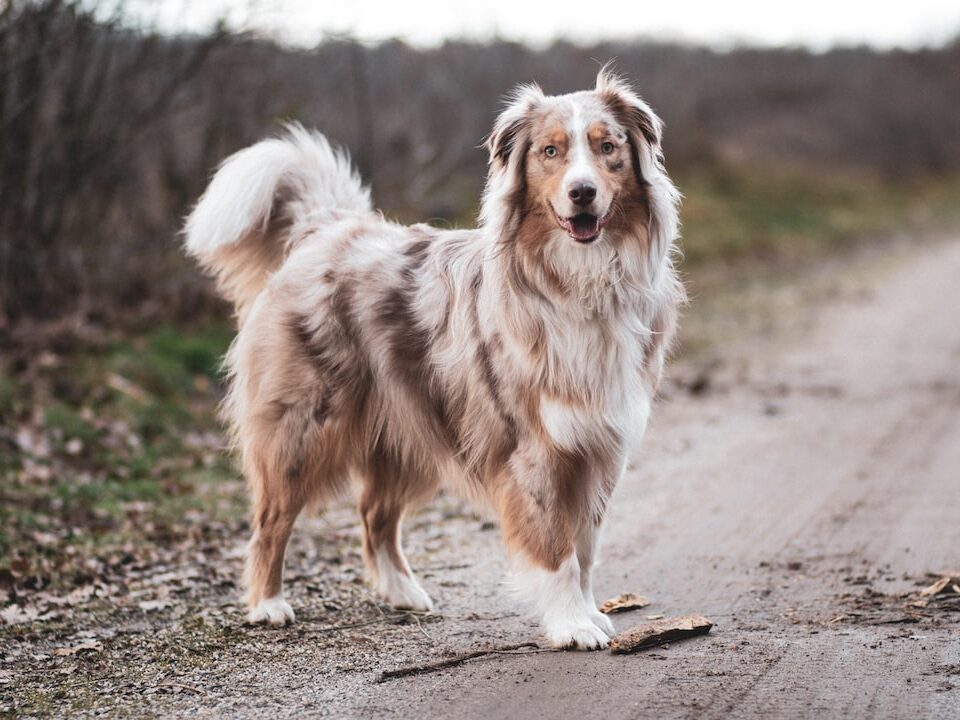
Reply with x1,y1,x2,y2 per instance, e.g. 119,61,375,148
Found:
242,400,329,626
244,474,305,625
357,451,435,612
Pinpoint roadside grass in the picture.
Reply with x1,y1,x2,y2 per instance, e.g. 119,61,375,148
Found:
672,168,960,359
0,322,242,592
678,167,960,269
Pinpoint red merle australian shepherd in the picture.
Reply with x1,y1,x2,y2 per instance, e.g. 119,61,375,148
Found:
184,70,683,650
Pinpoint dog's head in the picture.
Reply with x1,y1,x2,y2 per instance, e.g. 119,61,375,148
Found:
483,69,677,261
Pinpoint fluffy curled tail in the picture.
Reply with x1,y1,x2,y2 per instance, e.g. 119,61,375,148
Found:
183,124,370,319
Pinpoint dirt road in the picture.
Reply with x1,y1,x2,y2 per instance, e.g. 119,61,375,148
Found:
7,238,960,717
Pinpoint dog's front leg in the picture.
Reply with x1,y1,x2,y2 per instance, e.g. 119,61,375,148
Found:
575,520,615,637
498,447,614,650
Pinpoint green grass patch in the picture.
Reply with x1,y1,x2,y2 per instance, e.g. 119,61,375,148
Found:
678,167,960,267
0,321,240,586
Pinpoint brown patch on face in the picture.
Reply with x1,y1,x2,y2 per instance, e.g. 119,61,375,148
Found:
500,116,577,297
523,121,570,229
596,90,662,227
579,119,649,244
605,169,651,247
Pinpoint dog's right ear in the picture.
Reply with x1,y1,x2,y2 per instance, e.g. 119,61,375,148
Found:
485,83,544,169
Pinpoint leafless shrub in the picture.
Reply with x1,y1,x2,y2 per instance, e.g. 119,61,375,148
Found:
0,0,226,325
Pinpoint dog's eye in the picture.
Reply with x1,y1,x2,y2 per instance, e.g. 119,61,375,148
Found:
601,141,615,154
544,145,558,158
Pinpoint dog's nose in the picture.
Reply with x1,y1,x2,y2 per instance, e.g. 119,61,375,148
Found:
568,181,597,207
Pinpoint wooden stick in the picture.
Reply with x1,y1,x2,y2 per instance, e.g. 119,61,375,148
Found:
376,642,542,682
609,615,713,654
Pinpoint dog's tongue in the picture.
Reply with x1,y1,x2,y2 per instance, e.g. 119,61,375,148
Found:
569,213,600,241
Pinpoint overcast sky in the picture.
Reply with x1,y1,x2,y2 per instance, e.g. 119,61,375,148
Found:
130,0,960,49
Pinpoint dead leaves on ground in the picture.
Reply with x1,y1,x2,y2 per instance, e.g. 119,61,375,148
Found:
912,571,960,609
599,593,714,654
599,593,650,614
52,640,102,657
833,570,960,626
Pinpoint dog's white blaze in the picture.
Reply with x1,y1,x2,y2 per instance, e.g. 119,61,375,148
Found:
562,102,598,207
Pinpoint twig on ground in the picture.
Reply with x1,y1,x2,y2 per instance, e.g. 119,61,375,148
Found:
154,680,208,695
376,642,546,683
411,613,435,643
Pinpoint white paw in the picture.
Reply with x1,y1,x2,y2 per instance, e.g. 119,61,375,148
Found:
589,609,616,637
372,545,434,612
380,573,434,612
247,596,295,626
544,615,611,650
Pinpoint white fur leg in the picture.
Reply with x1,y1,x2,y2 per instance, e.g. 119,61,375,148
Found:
511,555,609,650
576,523,615,638
582,571,615,638
373,545,433,612
247,596,295,626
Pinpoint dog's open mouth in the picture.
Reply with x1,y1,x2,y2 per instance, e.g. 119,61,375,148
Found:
553,208,611,243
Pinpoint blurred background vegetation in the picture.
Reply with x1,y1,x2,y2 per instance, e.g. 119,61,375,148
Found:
1,0,959,592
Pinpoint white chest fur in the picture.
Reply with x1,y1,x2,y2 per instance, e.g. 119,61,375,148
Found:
536,317,652,454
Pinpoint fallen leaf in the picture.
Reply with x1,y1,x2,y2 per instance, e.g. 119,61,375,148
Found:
1,604,38,625
52,640,102,657
138,599,172,612
600,592,650,614
920,573,960,596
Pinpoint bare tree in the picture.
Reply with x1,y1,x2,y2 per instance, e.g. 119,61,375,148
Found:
0,0,225,324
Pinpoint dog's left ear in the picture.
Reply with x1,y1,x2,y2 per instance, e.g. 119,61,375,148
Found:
595,68,664,175
596,68,680,273
485,83,544,170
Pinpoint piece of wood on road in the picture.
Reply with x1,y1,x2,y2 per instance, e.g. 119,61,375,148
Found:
609,614,713,655
599,593,650,614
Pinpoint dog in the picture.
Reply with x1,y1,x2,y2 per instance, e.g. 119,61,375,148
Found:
183,69,683,650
